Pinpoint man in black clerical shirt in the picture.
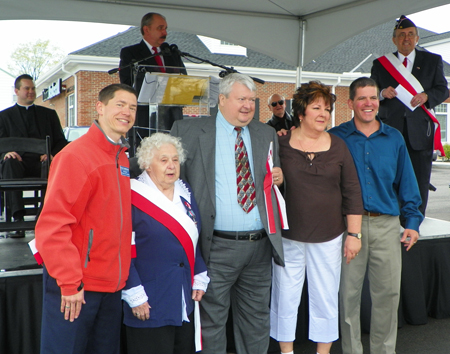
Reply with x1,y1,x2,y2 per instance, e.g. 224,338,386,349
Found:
0,74,67,237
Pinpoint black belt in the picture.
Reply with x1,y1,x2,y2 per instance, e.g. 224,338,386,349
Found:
363,211,383,217
213,229,267,241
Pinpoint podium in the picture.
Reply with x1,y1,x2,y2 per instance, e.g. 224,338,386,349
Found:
129,66,218,156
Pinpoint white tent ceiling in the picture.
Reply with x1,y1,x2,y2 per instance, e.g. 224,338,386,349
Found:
2,0,449,67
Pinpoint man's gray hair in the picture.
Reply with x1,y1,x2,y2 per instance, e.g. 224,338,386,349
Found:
219,73,256,97
140,12,166,35
136,132,186,170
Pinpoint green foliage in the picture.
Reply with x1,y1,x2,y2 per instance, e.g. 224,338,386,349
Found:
8,39,64,81
443,144,450,161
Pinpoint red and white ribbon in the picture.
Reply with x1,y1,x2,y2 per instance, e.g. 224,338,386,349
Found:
131,231,136,259
28,238,43,265
263,142,289,234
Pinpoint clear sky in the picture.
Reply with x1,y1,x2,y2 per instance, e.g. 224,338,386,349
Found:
0,4,449,73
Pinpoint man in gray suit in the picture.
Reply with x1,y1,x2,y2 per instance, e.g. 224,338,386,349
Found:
171,73,284,354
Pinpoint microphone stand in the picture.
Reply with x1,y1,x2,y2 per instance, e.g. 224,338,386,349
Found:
172,47,265,85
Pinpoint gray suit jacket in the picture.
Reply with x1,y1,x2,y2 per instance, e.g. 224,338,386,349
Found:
171,116,284,266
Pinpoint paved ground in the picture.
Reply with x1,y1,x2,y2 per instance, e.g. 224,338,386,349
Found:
428,161,450,222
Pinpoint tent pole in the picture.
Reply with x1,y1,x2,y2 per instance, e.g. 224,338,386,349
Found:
296,20,306,87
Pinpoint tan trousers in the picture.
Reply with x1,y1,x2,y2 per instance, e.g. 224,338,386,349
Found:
339,215,401,354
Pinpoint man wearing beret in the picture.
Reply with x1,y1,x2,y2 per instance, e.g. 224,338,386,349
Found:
371,15,449,218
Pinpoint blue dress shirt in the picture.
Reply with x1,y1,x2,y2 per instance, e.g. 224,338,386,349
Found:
214,111,264,231
329,118,423,232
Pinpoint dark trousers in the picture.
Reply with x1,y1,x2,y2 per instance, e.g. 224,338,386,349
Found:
1,156,41,218
403,121,432,217
125,312,195,354
407,146,432,216
40,267,122,354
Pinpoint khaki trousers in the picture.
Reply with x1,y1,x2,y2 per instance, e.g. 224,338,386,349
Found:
339,215,401,354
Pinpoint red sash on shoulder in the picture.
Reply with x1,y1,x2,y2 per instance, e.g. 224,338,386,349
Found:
377,54,445,156
131,184,195,284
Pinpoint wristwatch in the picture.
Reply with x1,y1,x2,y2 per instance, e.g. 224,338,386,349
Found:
348,232,362,239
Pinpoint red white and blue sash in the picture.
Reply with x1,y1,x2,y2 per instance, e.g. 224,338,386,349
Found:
263,142,289,234
377,53,445,156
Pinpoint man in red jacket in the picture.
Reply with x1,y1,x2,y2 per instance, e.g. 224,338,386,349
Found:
35,83,137,354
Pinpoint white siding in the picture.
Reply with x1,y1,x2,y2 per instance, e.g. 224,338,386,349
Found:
0,69,15,111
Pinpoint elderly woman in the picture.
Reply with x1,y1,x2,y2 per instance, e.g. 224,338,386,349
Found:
122,133,209,354
271,81,364,354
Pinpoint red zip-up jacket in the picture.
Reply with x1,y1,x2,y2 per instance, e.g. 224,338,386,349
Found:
36,121,132,296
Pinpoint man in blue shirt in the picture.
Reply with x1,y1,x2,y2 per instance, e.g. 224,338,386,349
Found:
330,77,423,354
171,73,284,354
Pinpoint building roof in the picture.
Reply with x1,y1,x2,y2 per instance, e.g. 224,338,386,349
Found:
71,27,295,70
303,22,450,75
71,21,450,75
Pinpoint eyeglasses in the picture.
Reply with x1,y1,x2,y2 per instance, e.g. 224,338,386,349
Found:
271,100,284,107
397,32,417,39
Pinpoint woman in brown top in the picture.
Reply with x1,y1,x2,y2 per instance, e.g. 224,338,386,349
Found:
270,81,364,354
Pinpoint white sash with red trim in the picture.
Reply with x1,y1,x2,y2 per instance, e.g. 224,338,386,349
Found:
377,53,445,156
263,142,289,234
131,176,202,351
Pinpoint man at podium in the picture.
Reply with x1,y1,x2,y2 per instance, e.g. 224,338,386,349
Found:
119,12,186,152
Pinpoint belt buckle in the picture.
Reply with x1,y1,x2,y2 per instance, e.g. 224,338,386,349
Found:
248,232,258,241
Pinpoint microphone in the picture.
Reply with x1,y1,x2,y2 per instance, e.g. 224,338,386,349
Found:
160,42,171,55
170,44,183,56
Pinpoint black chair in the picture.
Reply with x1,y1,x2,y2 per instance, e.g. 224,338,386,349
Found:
0,136,51,234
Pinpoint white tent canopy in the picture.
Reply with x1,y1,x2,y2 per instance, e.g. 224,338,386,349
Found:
2,0,448,68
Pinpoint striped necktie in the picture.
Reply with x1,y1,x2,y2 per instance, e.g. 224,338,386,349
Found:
235,127,256,213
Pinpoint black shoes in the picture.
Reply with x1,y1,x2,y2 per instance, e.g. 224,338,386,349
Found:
7,215,26,238
8,229,25,238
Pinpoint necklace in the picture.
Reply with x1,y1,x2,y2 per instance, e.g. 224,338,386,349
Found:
296,134,322,166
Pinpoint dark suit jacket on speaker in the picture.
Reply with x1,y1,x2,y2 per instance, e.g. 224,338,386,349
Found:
0,104,67,159
119,40,187,92
120,40,187,136
171,116,284,266
371,49,449,151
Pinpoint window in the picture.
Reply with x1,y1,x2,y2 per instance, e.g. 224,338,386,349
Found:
220,41,238,46
435,104,447,141
67,94,75,126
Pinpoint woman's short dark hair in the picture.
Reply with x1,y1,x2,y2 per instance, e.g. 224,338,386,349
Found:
291,81,336,127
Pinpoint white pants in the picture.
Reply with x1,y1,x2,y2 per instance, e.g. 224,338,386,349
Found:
270,235,342,343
